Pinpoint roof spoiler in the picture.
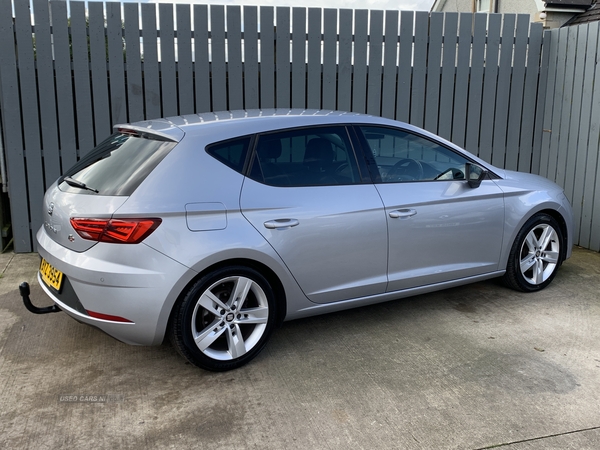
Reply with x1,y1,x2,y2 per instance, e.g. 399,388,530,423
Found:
113,124,181,143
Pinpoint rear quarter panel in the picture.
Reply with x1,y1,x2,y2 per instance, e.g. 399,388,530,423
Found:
113,133,314,328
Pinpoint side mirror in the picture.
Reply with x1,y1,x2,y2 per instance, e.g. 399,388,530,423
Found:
465,163,488,188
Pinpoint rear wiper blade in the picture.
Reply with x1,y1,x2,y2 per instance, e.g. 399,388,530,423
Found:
63,176,99,193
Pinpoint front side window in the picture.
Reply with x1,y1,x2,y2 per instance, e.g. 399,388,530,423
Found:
61,132,176,196
357,126,471,183
249,126,362,187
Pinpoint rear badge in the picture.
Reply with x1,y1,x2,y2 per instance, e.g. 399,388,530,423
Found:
68,234,75,242
47,202,54,216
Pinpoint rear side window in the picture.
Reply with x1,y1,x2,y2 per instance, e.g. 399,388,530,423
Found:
206,137,252,173
61,132,176,196
248,126,362,187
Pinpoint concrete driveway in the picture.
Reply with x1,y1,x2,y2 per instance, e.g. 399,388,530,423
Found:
1,248,599,449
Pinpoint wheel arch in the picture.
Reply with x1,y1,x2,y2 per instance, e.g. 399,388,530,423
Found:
499,205,571,271
164,258,287,344
538,208,570,264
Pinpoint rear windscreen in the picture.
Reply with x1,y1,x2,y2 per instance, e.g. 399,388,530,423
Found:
60,132,176,196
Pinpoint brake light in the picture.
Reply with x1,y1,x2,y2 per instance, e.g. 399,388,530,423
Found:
70,218,161,244
116,128,140,137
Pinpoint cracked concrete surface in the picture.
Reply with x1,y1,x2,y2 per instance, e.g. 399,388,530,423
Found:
0,248,599,449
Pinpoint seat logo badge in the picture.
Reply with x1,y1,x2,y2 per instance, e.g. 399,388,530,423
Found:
48,202,54,216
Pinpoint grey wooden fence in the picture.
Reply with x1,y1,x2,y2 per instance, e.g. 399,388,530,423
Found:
539,22,600,252
0,0,592,253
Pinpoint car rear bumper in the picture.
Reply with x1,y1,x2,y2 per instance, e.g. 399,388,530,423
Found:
36,226,191,345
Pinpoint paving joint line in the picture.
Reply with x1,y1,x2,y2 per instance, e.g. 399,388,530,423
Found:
474,425,600,449
0,253,14,276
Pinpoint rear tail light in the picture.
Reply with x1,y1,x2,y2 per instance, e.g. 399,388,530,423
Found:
70,218,161,244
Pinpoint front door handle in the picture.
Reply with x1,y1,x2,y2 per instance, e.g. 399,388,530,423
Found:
389,209,417,219
264,218,300,229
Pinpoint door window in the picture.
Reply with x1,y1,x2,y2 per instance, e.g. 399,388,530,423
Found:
357,126,471,183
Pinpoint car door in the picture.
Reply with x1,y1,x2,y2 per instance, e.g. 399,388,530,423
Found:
240,125,388,304
355,125,505,292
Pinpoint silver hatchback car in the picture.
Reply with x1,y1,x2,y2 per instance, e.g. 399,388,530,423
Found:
32,110,573,371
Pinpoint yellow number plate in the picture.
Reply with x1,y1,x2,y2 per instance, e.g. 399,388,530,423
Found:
40,258,64,292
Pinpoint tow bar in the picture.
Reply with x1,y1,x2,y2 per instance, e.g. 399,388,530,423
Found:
19,282,61,314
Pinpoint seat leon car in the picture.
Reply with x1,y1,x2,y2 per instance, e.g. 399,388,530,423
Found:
33,109,573,371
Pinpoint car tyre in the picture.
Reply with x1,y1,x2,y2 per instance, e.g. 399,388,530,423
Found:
169,266,277,371
503,213,563,292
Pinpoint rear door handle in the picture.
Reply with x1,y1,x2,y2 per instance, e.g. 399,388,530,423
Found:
264,219,300,229
389,209,417,219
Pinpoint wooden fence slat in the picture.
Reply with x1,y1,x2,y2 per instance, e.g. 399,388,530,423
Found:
424,12,443,134
88,2,112,143
33,0,60,187
259,7,275,109
307,8,322,109
451,12,472,148
465,13,487,156
410,11,429,128
14,0,44,237
70,2,95,152
291,7,307,108
322,9,337,110
395,11,413,123
504,15,529,171
0,0,31,251
547,28,569,181
491,14,516,168
537,30,559,178
478,14,502,163
141,3,161,120
337,9,353,112
505,14,530,170
518,22,544,173
124,3,144,122
381,10,398,120
438,12,458,141
227,6,244,111
555,26,578,188
243,6,260,110
159,3,177,116
276,7,291,108
176,4,194,115
352,10,368,113
107,2,127,126
194,5,211,113
210,5,227,111
366,10,384,116
49,0,77,172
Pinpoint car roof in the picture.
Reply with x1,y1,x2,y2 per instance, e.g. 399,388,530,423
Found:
114,109,409,143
